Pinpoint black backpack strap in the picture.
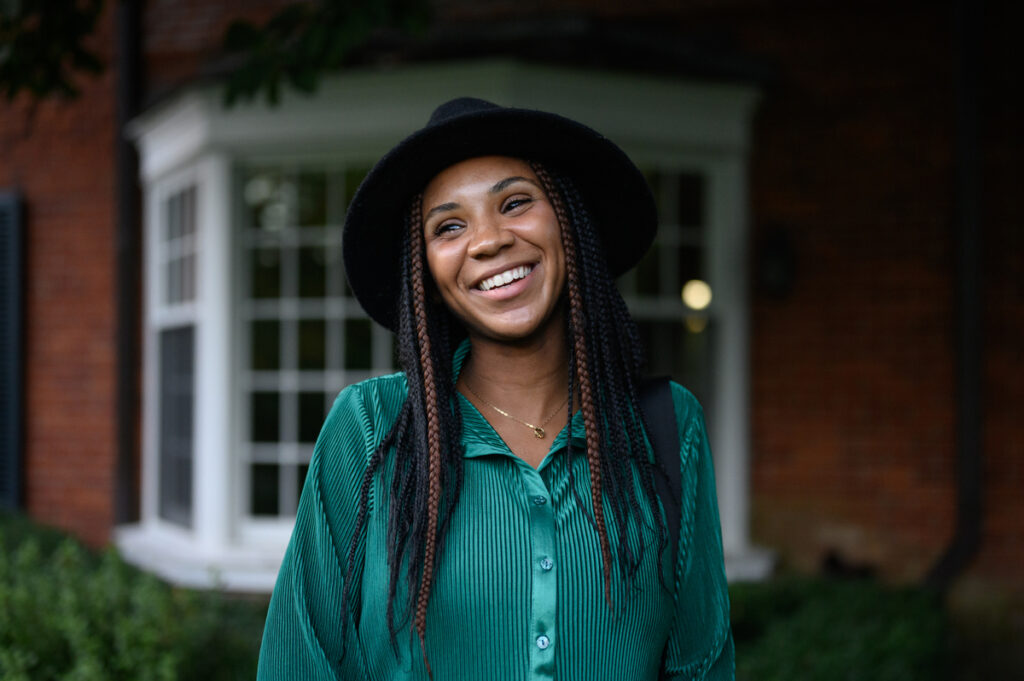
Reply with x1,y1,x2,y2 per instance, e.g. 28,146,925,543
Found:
639,376,681,557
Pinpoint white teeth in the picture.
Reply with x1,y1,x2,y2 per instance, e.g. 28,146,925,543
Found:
478,265,532,291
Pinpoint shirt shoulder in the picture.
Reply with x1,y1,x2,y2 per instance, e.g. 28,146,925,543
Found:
667,380,706,436
323,371,408,434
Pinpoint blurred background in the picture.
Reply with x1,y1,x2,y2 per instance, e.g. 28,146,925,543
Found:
1,0,1020,678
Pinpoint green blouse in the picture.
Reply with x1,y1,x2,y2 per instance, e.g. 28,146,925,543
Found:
257,347,734,680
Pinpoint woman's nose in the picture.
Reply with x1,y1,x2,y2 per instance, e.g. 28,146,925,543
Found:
467,219,515,259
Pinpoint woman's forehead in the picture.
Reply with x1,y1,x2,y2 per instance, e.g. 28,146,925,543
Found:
422,156,537,200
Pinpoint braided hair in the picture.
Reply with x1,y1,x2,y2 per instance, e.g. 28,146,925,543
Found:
341,163,666,675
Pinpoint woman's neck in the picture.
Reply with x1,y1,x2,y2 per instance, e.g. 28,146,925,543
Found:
458,326,570,420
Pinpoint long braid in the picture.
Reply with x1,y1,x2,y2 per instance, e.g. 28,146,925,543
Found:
559,170,667,580
533,162,613,605
408,196,441,677
533,161,669,595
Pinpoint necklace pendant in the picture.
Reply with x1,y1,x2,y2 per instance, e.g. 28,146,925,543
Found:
534,427,545,439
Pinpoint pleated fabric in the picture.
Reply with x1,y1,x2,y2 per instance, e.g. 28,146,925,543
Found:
257,345,734,681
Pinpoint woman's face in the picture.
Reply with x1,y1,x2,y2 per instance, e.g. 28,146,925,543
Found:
421,156,567,344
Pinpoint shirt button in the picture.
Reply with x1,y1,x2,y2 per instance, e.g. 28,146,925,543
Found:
536,635,551,650
532,495,547,506
540,557,554,571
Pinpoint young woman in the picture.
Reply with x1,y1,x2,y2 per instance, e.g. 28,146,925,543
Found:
257,98,734,680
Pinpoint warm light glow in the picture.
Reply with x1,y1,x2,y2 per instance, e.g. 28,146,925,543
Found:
685,316,708,333
682,279,712,310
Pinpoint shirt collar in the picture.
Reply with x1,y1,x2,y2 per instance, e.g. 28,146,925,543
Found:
452,339,587,462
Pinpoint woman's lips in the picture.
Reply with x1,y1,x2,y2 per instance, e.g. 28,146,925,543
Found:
472,264,537,301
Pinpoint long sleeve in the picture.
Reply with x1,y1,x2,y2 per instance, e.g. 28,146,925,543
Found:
256,385,375,680
660,385,735,681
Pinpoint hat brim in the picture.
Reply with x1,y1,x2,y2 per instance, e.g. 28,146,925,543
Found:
343,105,657,331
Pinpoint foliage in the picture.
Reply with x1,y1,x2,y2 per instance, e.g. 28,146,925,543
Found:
0,0,104,101
2,512,956,679
221,0,431,106
0,512,267,681
730,576,948,681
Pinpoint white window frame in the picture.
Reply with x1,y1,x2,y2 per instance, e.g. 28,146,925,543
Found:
118,59,768,591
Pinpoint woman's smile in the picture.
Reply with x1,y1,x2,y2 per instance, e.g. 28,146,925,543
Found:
474,263,534,292
421,156,566,343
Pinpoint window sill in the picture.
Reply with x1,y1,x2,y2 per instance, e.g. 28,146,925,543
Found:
115,522,285,593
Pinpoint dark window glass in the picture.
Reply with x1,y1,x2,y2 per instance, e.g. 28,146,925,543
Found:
158,326,194,527
298,392,325,443
251,464,279,516
297,172,327,226
251,392,280,442
298,319,326,370
251,248,281,299
298,246,327,298
344,318,372,369
677,245,703,290
633,243,661,297
635,319,714,408
251,320,280,371
297,464,309,500
166,192,181,241
677,173,705,227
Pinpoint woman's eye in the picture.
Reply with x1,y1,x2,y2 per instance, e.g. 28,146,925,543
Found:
434,222,462,236
502,196,532,213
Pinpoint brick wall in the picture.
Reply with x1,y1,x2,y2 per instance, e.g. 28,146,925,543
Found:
0,8,118,546
144,0,285,101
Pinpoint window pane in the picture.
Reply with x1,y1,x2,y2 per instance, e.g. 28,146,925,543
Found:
677,245,704,291
636,318,714,406
244,172,294,232
166,192,181,241
251,392,280,442
298,319,326,370
297,464,309,500
345,318,372,369
677,172,705,227
182,253,195,302
297,172,327,226
298,392,325,443
633,243,661,297
251,248,281,299
182,186,197,236
159,326,194,527
251,320,280,371
251,464,279,516
166,258,182,304
298,246,327,298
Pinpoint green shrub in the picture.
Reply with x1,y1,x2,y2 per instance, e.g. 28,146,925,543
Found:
731,576,947,681
0,512,267,681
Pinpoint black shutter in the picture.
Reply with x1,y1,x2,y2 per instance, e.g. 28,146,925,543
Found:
0,191,24,510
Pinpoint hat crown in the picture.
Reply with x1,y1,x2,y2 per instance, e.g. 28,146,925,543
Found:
426,97,500,128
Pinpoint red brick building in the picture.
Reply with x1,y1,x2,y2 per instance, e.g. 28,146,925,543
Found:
1,0,1020,601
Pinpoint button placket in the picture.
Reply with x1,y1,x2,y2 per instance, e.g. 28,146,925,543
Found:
520,464,557,680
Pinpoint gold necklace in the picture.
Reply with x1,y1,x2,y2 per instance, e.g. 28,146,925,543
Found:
462,382,569,439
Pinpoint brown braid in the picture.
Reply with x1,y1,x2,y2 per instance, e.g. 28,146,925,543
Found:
408,196,440,677
532,163,613,606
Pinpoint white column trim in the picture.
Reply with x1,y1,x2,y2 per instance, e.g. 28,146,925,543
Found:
192,153,234,552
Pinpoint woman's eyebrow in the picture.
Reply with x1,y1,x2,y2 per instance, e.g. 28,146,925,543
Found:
425,201,460,219
490,176,539,194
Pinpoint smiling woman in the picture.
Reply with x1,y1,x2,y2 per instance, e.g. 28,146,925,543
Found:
256,98,734,681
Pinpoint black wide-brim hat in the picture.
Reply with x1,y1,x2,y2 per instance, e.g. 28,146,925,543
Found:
343,97,657,331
